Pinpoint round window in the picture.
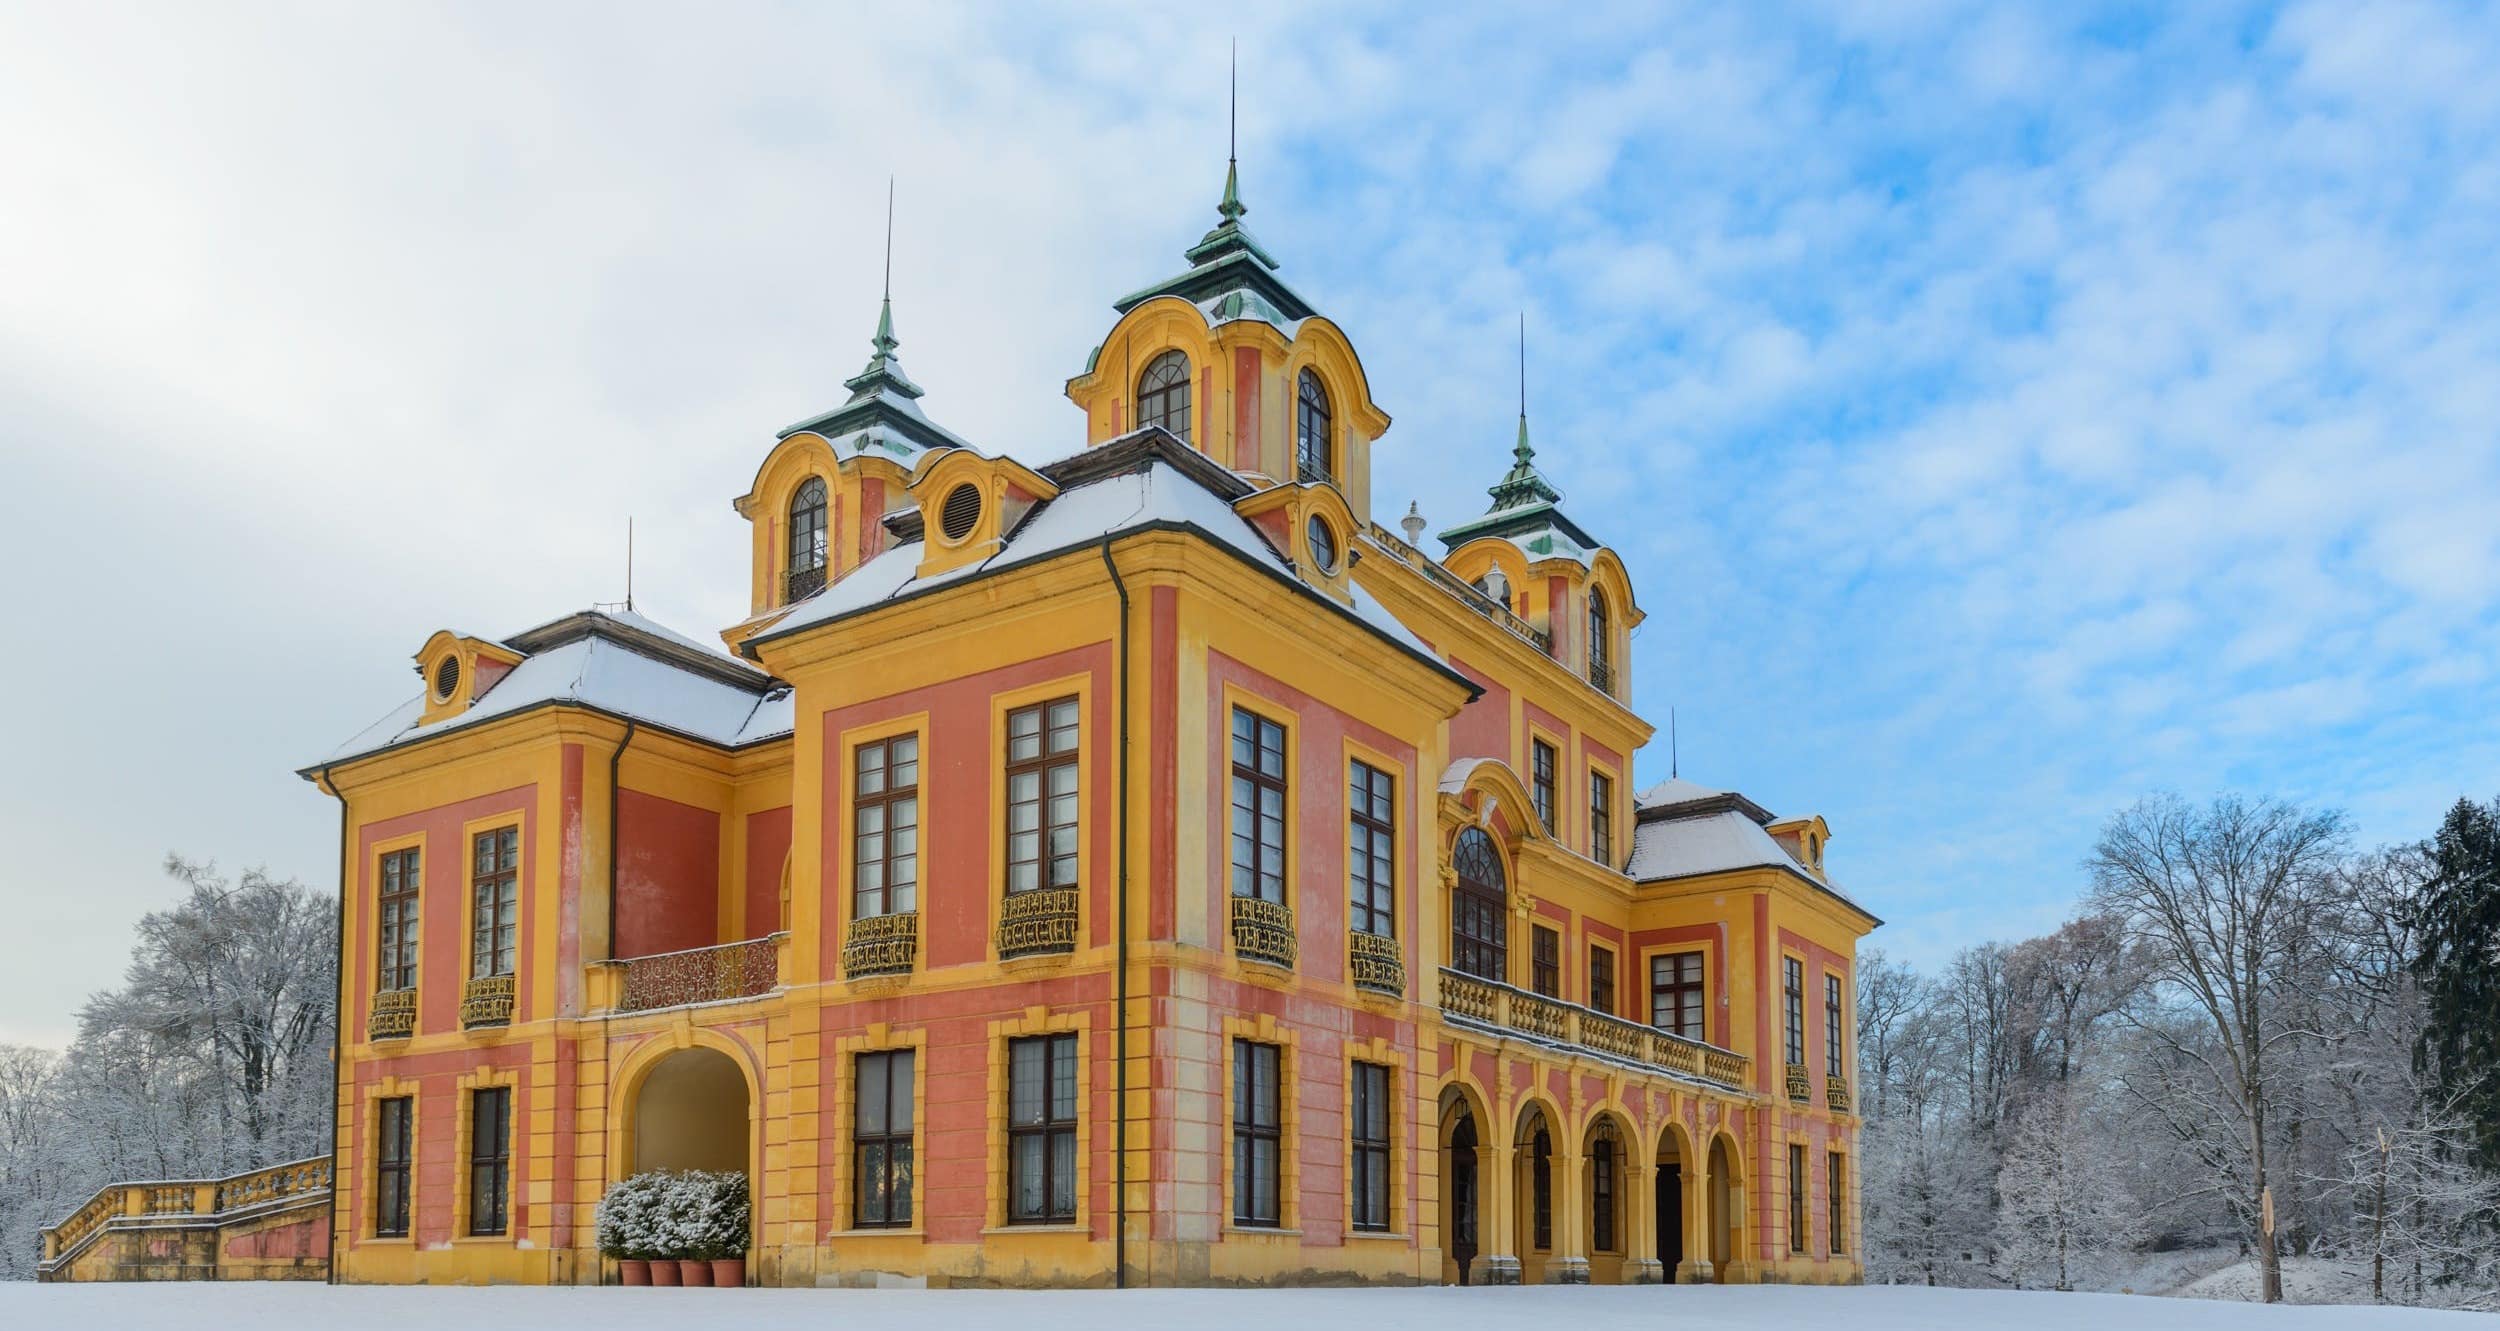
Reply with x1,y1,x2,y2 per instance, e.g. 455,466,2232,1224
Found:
938,483,983,543
432,654,462,702
1306,515,1339,575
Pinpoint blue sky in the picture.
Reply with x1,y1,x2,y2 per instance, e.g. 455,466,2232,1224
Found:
2,1,2495,1041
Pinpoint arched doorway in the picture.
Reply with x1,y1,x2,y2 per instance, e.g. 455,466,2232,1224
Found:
629,1046,751,1176
1707,1133,1743,1282
1513,1105,1557,1284
1656,1126,1688,1279
1440,1097,1482,1286
1584,1116,1626,1283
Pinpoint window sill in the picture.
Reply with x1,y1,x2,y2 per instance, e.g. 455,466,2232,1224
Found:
1346,1230,1410,1242
361,1236,415,1246
1223,1224,1302,1238
829,1227,924,1239
980,1223,1088,1236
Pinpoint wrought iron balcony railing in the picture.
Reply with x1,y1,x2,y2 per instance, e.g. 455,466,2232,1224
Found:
843,911,919,979
1826,1074,1853,1115
785,563,827,603
997,886,1080,959
1349,930,1406,996
460,974,514,1029
1589,659,1614,695
618,936,779,1012
367,988,415,1040
1785,1062,1813,1102
1437,968,1752,1090
1230,895,1296,969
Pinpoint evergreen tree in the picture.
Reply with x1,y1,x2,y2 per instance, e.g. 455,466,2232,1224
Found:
2411,795,2500,1171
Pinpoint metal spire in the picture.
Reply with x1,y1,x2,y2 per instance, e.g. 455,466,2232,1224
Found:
1219,40,1245,223
1516,311,1531,462
872,177,897,356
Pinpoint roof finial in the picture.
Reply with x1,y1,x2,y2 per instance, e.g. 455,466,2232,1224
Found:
872,177,898,357
1515,311,1534,464
1671,707,1679,779
1219,41,1245,224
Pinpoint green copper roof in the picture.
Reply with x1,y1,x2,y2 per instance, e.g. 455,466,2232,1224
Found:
1437,411,1601,551
1111,159,1316,324
777,292,970,454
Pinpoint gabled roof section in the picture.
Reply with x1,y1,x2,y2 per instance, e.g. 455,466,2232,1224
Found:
1111,160,1318,327
747,429,1473,700
1627,775,1879,924
305,609,792,774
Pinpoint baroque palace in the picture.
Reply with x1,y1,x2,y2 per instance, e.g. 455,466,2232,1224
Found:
295,161,1878,1289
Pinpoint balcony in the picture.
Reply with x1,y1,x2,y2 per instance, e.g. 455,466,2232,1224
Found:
843,911,919,979
997,886,1080,959
1785,1063,1812,1102
367,988,414,1040
616,936,781,1012
1230,895,1296,969
1437,968,1751,1090
784,563,827,603
460,974,514,1029
1365,523,1554,656
1826,1073,1853,1115
1349,930,1406,997
1589,659,1614,696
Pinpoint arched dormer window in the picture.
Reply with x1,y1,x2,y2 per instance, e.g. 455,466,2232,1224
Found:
1451,827,1507,982
1587,588,1613,693
787,477,829,602
1295,369,1332,483
1138,350,1192,442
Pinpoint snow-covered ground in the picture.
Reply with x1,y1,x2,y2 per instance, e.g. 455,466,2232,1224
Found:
1,1283,2488,1331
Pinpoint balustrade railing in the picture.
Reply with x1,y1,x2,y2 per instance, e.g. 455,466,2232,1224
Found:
40,1156,333,1272
460,974,514,1028
213,1157,332,1213
619,936,780,1012
784,563,827,603
1365,524,1555,655
842,911,919,979
1348,930,1406,996
1230,896,1297,969
1826,1074,1853,1115
997,887,1080,959
1785,1062,1813,1102
1436,968,1753,1091
367,987,415,1040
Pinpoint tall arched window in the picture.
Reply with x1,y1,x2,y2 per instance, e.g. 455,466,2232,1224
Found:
1530,1124,1554,1251
1450,827,1507,981
1587,588,1613,693
787,477,829,601
1295,369,1332,482
1590,1123,1620,1252
1138,350,1192,442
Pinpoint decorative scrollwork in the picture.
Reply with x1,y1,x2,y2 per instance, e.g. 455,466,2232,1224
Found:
619,937,779,1013
1785,1062,1813,1102
997,887,1079,959
367,988,415,1040
785,564,827,602
843,911,920,979
1826,1074,1853,1115
461,974,515,1029
1229,895,1297,969
1348,931,1405,996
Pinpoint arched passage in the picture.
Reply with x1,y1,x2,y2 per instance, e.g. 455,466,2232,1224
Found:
1438,1090,1484,1286
1656,1123,1692,1280
1707,1132,1744,1283
1512,1102,1559,1285
1582,1114,1630,1283
628,1046,751,1176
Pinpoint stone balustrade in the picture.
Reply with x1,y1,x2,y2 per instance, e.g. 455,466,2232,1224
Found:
1436,968,1753,1091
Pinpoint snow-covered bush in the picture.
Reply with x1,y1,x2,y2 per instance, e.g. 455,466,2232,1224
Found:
596,1170,749,1261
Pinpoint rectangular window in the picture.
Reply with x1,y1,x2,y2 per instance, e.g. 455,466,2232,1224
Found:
1348,760,1395,937
1784,957,1806,1068
468,1087,509,1237
1005,699,1079,894
1350,1061,1391,1233
377,847,420,992
1651,951,1705,1041
855,1049,916,1228
1232,1041,1282,1228
1530,739,1556,831
1828,1151,1847,1255
1531,925,1561,998
854,735,920,917
468,827,519,979
1588,944,1616,1016
375,1096,412,1238
1007,1033,1077,1225
1229,708,1287,903
1825,973,1846,1079
1589,771,1614,863
1789,1143,1808,1254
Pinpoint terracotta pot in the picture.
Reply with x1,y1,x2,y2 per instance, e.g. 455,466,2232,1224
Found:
679,1259,714,1286
710,1257,746,1287
649,1259,681,1287
619,1259,651,1286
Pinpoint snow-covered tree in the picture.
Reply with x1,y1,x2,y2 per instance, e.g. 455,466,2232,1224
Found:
1995,1087,2138,1291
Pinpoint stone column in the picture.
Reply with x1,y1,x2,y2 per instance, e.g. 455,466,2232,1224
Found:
1542,1143,1589,1284
1472,1141,1521,1285
1624,1161,1665,1284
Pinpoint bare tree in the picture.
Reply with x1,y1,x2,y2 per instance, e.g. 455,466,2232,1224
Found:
2087,793,2349,1303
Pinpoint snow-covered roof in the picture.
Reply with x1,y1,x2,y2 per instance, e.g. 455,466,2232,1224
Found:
1634,777,1729,809
1627,786,1874,919
310,611,791,773
749,437,1456,686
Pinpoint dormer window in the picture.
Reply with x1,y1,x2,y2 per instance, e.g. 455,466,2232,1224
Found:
787,477,829,602
1138,350,1192,442
432,654,462,703
1305,514,1339,575
1295,369,1332,483
1588,588,1613,693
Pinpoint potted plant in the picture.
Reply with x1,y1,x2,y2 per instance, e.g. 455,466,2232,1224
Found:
706,1172,752,1288
663,1172,713,1286
595,1173,656,1286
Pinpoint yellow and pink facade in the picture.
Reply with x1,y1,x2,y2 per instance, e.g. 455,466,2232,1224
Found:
305,165,1879,1289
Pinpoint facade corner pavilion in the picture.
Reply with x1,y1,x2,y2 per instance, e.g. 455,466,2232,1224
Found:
301,164,1880,1290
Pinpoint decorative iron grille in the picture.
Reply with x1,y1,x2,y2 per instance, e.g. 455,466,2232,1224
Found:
1348,931,1405,996
842,911,919,979
1785,1062,1813,1103
785,564,827,602
368,988,415,1040
997,887,1079,959
1826,1074,1853,1115
460,974,515,1029
618,937,778,1013
1229,895,1297,969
